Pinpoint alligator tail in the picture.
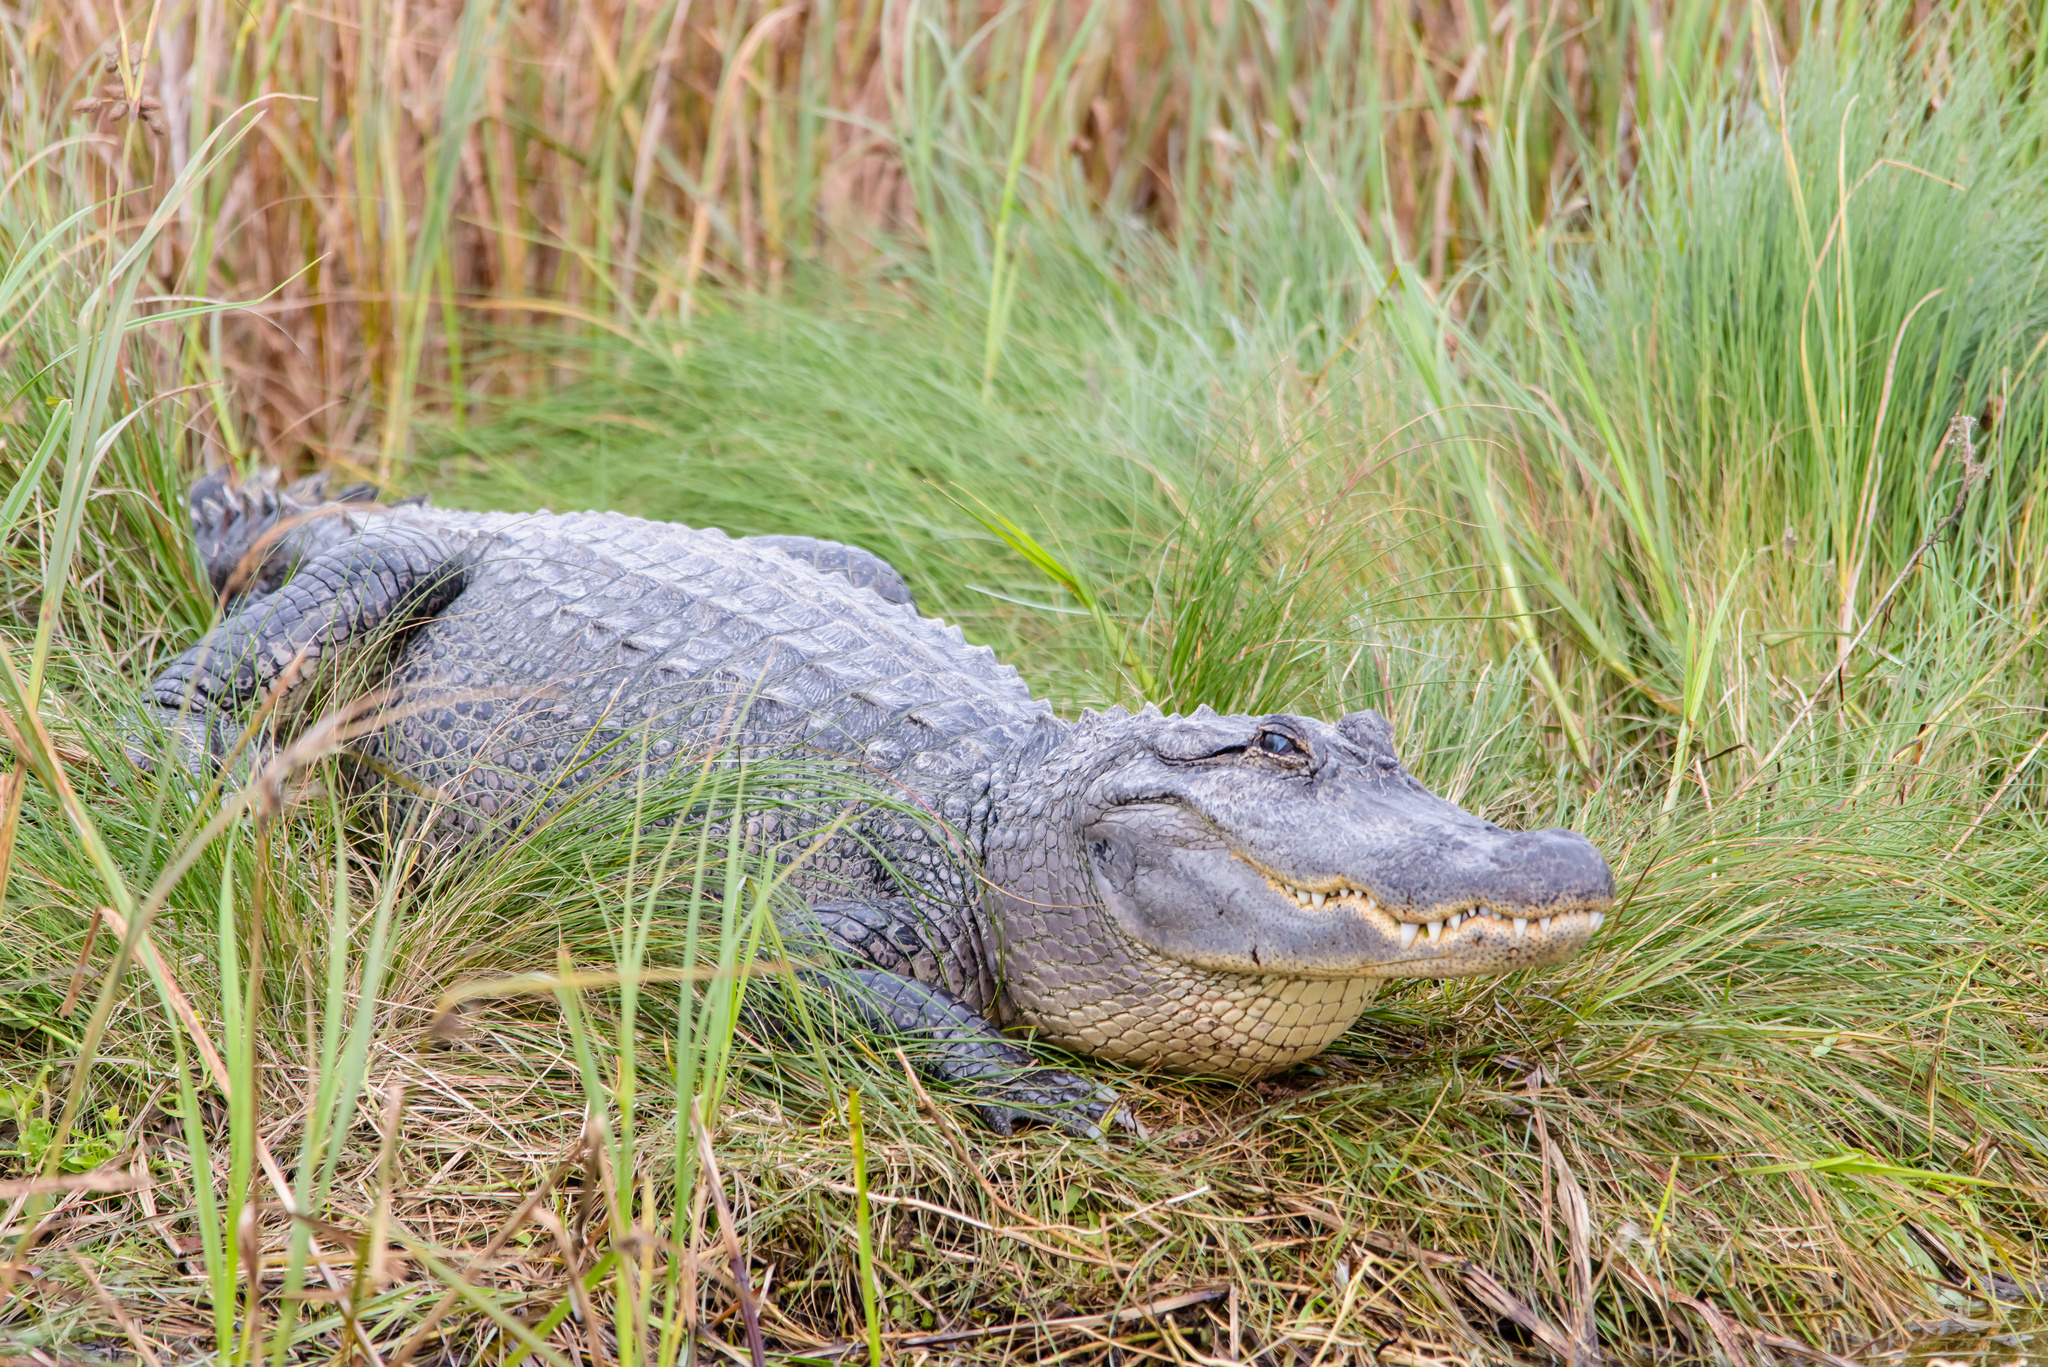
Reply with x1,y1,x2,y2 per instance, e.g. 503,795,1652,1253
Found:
188,467,393,597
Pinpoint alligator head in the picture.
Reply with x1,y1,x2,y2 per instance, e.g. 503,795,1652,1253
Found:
985,704,1614,1077
1081,705,1613,977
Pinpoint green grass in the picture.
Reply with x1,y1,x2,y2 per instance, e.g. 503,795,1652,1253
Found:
4,2,2048,1363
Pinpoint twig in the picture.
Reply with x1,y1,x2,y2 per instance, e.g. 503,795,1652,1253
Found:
0,765,22,936
88,907,386,1366
692,1099,767,1367
818,1183,1129,1270
891,1049,1137,1266
58,905,105,1017
620,0,694,317
888,1284,1230,1349
93,908,232,1108
383,1151,580,1367
1606,1254,1862,1367
1950,717,2048,855
0,1163,145,1200
1539,1117,1600,1367
69,1252,164,1367
1282,1202,1579,1365
1731,414,1990,804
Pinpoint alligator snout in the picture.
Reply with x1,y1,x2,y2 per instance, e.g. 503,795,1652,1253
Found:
1357,823,1616,921
1238,787,1616,977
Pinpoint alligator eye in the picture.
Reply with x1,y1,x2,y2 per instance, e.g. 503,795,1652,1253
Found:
1258,732,1301,756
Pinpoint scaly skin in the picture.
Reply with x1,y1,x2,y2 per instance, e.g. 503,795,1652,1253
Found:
141,471,1616,1135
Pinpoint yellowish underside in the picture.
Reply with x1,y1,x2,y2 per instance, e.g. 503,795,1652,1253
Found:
1030,966,1383,1079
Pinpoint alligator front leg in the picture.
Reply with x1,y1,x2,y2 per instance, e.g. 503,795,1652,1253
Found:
824,967,1118,1137
791,898,1119,1138
133,522,464,778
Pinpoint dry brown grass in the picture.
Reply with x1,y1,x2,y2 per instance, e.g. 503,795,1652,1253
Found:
7,0,1800,475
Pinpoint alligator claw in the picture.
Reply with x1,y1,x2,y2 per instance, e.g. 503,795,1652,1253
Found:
124,702,273,789
975,1070,1122,1139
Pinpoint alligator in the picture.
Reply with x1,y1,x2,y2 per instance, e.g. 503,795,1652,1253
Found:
137,470,1615,1136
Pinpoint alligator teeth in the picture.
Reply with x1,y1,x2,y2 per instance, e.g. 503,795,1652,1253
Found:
1397,923,1418,949
1539,917,1553,932
1425,920,1444,943
1447,912,1462,930
1275,879,1395,910
1591,911,1605,930
1513,918,1528,936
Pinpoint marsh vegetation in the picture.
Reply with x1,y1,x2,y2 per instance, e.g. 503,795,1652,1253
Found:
1,0,2045,1361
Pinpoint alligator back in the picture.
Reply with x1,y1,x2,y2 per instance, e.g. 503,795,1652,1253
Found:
365,508,1061,847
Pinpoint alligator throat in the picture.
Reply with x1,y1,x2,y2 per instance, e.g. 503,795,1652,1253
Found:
1025,949,1386,1078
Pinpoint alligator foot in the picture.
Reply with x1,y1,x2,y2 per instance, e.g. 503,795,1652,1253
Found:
124,699,276,788
973,1070,1124,1140
793,965,1130,1139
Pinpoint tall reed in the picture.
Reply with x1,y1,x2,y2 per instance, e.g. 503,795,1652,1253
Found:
6,0,1841,466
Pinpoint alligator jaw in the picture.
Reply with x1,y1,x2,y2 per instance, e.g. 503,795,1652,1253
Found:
1252,867,1610,974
